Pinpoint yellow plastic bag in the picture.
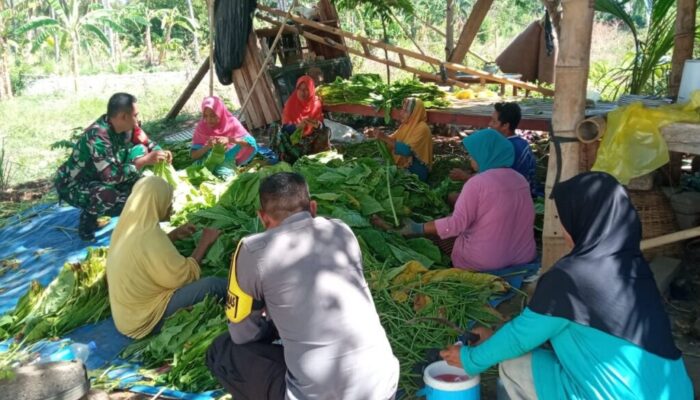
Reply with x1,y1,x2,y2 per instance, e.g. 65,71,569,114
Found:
592,91,700,184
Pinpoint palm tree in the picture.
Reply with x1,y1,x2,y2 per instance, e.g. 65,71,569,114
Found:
594,0,679,96
18,0,117,91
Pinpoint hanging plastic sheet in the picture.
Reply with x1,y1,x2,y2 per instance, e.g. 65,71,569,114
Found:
592,91,700,184
214,0,258,85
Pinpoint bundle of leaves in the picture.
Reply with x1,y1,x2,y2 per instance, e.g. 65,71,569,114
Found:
0,248,110,342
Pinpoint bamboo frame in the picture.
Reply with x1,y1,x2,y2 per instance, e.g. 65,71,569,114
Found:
257,5,554,96
449,0,495,65
542,0,595,271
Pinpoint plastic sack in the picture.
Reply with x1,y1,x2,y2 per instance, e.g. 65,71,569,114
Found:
592,91,700,184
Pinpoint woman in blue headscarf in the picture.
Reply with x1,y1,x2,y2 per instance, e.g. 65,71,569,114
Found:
396,129,536,271
440,172,693,399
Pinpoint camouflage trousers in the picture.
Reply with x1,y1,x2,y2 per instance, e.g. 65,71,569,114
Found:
55,179,134,217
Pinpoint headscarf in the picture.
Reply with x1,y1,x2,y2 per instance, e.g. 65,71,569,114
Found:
193,96,254,165
529,172,681,360
461,128,514,172
107,176,200,339
390,98,433,168
282,76,324,135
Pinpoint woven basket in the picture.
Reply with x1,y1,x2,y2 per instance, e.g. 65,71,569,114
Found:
628,189,683,261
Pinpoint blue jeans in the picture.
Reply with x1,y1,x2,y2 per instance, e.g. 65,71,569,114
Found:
154,276,227,332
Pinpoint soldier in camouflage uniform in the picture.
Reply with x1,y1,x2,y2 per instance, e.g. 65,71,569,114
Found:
54,93,171,241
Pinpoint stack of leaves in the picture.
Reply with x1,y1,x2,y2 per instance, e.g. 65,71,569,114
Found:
121,296,227,393
0,248,111,342
318,74,451,122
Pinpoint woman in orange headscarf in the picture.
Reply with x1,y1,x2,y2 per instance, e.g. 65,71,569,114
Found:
272,75,329,163
369,97,433,181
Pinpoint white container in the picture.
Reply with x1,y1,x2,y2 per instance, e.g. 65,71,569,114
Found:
418,361,480,400
677,59,700,103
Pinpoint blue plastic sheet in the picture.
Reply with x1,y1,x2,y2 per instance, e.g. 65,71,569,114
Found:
0,204,118,316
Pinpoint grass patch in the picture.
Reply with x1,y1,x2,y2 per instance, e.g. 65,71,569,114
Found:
0,82,203,186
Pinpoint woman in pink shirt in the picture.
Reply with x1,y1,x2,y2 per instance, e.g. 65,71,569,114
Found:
400,129,536,271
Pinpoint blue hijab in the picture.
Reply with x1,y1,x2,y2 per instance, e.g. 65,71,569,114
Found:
462,129,514,173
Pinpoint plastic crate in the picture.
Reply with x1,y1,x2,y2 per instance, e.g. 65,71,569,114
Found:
269,56,353,104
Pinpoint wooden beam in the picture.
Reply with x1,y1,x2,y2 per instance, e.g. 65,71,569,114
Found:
449,0,495,65
257,15,475,89
166,59,209,120
669,0,696,97
257,5,553,96
542,0,595,271
661,123,700,155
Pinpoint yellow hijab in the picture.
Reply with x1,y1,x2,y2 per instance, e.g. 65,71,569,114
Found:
390,98,434,168
106,176,200,339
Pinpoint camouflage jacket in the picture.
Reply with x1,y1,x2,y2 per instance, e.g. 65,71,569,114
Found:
55,115,159,189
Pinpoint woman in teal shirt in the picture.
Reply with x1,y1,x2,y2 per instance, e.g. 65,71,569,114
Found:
441,172,693,399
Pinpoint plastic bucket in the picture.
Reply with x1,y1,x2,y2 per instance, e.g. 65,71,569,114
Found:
417,361,480,400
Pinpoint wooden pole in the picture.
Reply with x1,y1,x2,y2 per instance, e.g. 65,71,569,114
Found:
165,59,210,120
542,0,595,271
669,0,696,97
449,0,495,65
208,0,215,96
667,0,695,185
445,0,454,61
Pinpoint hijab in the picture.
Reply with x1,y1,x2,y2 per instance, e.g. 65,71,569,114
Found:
107,176,200,338
390,98,434,168
529,172,681,359
282,76,324,135
461,128,514,172
193,96,254,165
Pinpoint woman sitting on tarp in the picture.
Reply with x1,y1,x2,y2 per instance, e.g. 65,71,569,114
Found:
396,129,535,271
106,176,227,339
191,96,258,177
367,97,433,182
440,172,693,400
272,75,329,163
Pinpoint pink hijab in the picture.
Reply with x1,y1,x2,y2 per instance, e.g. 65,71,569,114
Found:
193,96,254,165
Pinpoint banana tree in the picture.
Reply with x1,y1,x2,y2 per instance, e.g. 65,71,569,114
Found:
18,0,117,91
154,7,196,65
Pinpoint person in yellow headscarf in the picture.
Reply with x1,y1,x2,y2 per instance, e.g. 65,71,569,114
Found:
106,176,226,339
368,97,434,181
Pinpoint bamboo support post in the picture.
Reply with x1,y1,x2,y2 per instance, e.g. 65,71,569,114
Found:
575,116,605,143
542,0,595,271
641,226,700,251
669,0,696,97
208,0,215,96
257,5,553,96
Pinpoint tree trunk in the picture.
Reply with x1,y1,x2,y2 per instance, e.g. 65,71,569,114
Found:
145,23,154,65
158,24,173,65
542,0,595,270
71,33,79,92
50,8,60,62
186,0,200,61
445,0,454,61
381,17,390,85
0,46,12,100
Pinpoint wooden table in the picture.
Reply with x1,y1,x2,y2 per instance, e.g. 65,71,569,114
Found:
324,99,618,131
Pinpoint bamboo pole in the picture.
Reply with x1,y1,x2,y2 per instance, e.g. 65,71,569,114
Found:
641,226,700,251
669,0,696,97
542,0,595,271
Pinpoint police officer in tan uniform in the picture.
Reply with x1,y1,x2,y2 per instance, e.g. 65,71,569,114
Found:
206,172,399,400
